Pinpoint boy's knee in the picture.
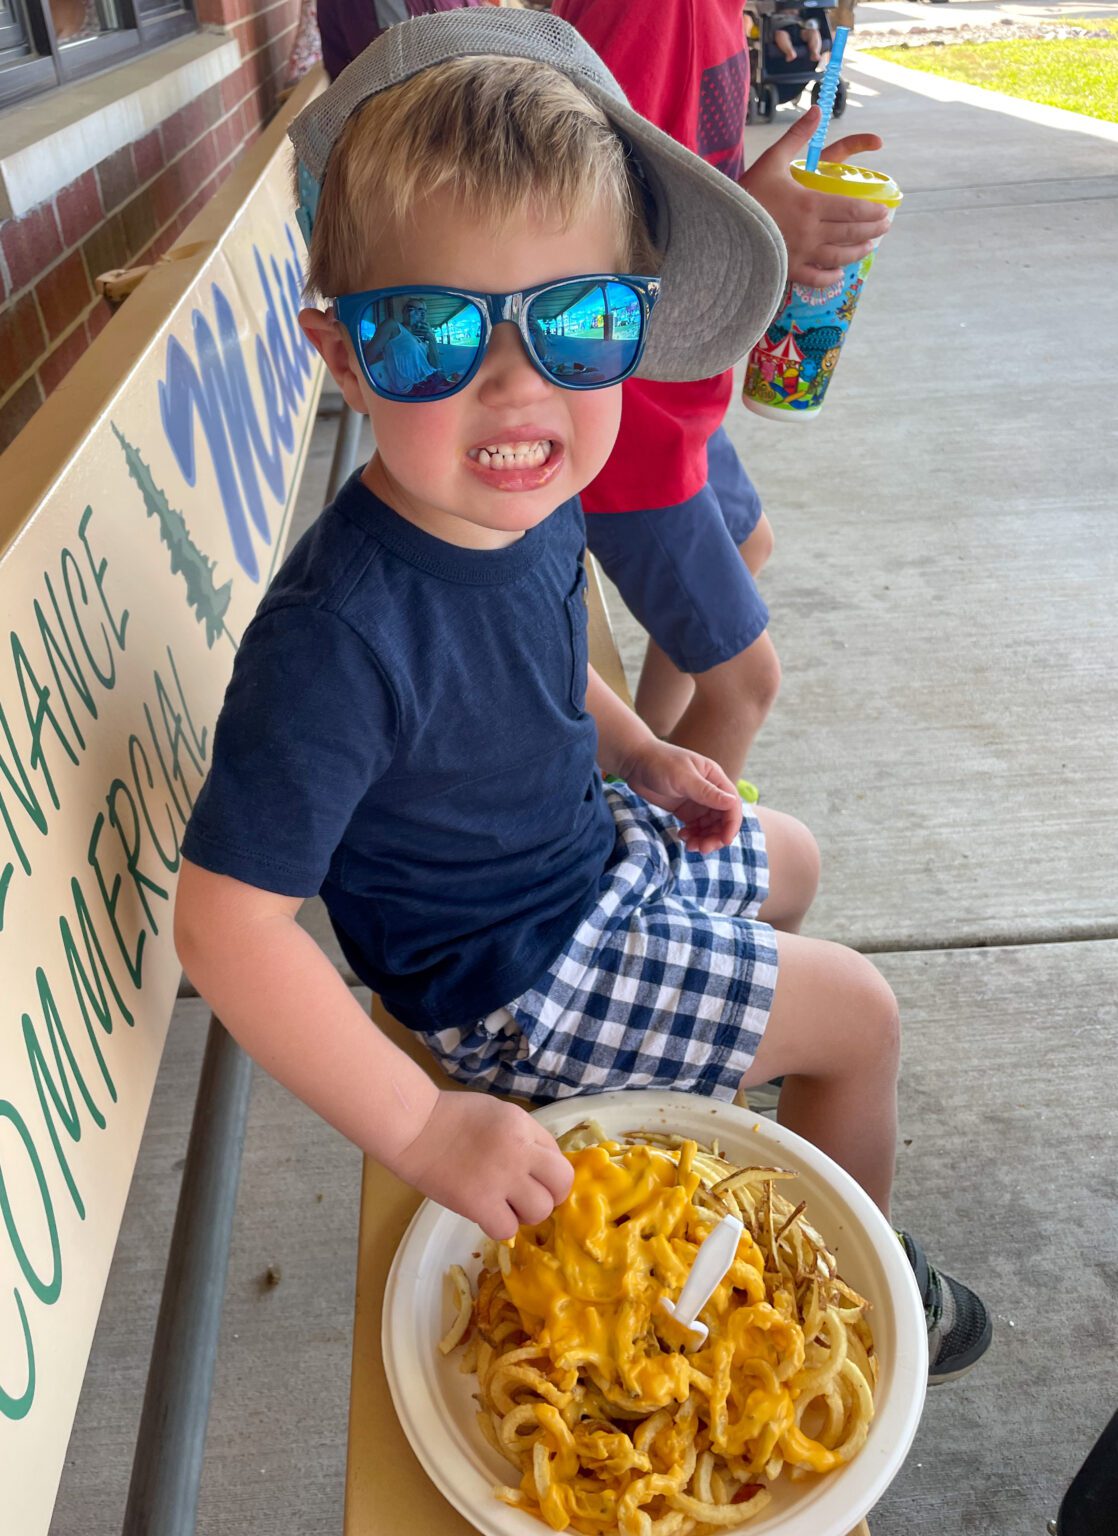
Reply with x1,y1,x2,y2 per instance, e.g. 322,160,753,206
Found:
792,818,821,907
756,809,820,932
751,641,781,713
848,954,901,1066
697,634,781,716
741,513,774,577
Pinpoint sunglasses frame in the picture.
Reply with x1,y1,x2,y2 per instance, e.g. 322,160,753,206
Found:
332,274,661,403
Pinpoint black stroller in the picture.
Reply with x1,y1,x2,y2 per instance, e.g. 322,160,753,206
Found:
745,0,848,124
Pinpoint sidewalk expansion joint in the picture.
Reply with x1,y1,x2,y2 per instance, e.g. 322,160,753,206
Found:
858,925,1118,958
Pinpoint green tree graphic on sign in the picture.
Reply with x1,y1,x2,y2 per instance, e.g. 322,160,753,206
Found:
112,424,235,649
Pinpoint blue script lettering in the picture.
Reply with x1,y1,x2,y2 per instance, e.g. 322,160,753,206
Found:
158,229,316,582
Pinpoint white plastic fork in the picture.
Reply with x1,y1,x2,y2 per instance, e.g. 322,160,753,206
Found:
659,1213,744,1349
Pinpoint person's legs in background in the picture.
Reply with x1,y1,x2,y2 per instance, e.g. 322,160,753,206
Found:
589,428,779,784
635,507,775,744
635,605,780,781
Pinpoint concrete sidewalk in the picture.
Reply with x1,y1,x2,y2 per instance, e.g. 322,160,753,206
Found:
708,61,1118,954
52,56,1117,1536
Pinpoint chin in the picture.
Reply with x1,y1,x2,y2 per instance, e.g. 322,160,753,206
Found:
474,500,558,535
464,479,576,528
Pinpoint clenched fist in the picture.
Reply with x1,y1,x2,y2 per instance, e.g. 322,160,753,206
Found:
391,1090,574,1240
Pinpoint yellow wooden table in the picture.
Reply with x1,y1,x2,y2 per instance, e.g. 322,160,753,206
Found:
342,565,872,1536
343,1004,470,1533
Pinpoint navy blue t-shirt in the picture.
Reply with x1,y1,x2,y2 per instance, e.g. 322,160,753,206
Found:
183,474,616,1031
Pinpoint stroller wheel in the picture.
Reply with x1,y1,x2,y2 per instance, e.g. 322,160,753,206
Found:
757,83,779,121
746,84,760,125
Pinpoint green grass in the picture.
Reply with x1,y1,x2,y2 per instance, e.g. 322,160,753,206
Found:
866,20,1118,122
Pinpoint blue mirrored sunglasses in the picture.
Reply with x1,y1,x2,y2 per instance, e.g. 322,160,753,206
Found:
332,275,660,403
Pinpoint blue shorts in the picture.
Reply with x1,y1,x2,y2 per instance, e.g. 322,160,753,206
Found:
584,428,768,675
418,783,778,1104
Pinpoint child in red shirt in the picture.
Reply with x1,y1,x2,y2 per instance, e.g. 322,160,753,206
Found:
554,0,890,782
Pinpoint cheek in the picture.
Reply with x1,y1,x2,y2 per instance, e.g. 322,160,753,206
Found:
367,398,461,478
569,389,623,479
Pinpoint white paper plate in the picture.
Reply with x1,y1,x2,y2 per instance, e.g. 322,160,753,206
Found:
382,1090,927,1536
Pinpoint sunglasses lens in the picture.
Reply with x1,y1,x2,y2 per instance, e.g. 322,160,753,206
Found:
356,293,484,399
526,280,644,387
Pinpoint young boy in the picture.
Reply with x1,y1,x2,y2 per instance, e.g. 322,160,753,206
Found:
554,0,892,784
175,10,989,1382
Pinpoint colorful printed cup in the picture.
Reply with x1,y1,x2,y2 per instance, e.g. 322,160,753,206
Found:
742,159,902,421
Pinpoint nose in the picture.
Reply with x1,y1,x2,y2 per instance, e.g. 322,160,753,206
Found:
474,320,552,406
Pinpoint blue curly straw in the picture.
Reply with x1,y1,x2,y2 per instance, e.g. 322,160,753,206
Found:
805,26,850,174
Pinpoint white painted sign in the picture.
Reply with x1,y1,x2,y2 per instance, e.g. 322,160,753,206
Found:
0,76,324,1533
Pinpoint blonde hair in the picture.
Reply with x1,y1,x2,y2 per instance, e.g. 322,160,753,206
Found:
302,56,657,299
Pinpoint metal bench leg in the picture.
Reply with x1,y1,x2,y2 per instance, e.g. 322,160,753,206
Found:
325,404,364,503
122,1016,253,1536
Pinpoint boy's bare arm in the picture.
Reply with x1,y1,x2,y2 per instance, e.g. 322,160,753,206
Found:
585,662,658,779
174,860,572,1238
585,667,744,853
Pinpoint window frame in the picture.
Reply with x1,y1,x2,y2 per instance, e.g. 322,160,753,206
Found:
0,0,34,57
0,0,197,110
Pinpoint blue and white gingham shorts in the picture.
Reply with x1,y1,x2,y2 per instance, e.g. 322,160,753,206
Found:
417,783,779,1104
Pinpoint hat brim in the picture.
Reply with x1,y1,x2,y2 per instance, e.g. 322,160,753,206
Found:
289,8,788,383
578,85,788,382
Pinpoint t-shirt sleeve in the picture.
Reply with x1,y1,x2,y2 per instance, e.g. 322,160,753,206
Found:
183,605,397,897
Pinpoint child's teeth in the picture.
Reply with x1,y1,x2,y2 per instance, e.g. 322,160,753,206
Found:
472,439,554,469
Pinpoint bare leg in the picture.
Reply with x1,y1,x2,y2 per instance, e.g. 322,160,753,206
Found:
634,639,696,740
666,632,780,781
741,512,774,578
753,805,820,934
740,934,900,1214
632,516,778,776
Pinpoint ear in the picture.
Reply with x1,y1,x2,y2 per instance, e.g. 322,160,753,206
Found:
299,308,370,417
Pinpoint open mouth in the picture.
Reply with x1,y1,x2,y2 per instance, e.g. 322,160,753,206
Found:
467,439,554,471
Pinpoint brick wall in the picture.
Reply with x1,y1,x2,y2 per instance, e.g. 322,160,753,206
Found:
0,0,303,453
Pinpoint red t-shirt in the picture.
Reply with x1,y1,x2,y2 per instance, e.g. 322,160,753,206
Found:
554,0,750,511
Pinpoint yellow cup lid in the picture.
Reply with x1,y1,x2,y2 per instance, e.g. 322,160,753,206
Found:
790,159,903,207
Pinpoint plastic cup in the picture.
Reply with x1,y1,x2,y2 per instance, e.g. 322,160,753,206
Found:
743,159,902,420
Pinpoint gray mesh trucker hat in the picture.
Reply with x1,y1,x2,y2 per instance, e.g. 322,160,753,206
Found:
288,9,787,383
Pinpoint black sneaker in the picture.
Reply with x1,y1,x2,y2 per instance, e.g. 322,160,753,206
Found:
898,1230,992,1385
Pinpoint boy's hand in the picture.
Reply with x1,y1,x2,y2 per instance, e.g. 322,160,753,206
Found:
391,1090,574,1240
739,107,891,285
622,742,743,853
